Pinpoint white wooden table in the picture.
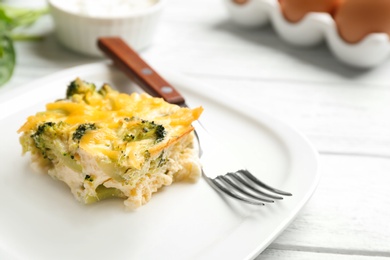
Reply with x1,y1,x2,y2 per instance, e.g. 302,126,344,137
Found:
1,0,390,259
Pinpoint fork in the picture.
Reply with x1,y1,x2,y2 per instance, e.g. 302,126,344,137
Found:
97,37,292,205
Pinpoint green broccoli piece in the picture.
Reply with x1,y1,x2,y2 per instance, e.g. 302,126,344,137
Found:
154,124,166,143
72,123,97,142
29,121,82,172
66,78,96,99
152,122,166,143
123,119,166,144
30,121,56,158
123,134,135,142
84,175,94,182
97,83,112,97
138,120,166,143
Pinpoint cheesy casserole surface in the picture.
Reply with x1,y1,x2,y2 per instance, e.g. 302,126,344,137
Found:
18,78,203,209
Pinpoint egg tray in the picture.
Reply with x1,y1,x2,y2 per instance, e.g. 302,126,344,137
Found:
223,0,390,68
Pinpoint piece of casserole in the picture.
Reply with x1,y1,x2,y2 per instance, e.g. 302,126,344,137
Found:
18,78,203,209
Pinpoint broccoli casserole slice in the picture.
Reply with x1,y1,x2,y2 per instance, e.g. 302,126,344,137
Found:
18,78,203,209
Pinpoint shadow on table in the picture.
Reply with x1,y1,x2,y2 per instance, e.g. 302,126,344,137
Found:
28,33,102,66
212,20,375,79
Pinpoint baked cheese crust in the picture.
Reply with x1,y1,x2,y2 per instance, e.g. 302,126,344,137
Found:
18,78,203,209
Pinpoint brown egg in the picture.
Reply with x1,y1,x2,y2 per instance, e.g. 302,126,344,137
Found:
279,0,343,23
232,0,249,5
335,0,390,43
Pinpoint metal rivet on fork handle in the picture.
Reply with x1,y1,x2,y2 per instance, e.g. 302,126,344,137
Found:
141,68,153,75
161,86,173,94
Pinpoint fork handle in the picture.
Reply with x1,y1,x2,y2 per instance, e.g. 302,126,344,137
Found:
97,37,185,105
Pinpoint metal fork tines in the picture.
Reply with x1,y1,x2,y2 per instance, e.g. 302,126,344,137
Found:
207,169,292,206
193,119,292,206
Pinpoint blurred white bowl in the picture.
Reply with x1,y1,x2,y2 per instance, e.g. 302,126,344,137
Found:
48,0,164,57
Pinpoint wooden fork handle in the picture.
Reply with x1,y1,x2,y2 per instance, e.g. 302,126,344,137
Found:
97,37,185,105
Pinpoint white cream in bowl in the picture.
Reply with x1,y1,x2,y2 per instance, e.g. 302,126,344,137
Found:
50,0,158,17
48,0,164,56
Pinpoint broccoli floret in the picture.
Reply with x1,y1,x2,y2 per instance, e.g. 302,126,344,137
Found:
30,122,58,159
139,120,166,142
123,134,135,142
97,83,113,96
32,122,55,139
28,121,82,172
156,151,167,167
138,120,166,143
66,78,96,99
31,122,55,158
84,175,94,182
154,124,166,142
123,119,166,143
72,123,97,142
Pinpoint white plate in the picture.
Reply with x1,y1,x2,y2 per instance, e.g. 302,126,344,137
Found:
0,63,319,260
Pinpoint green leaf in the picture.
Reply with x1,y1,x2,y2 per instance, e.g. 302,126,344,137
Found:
0,34,16,86
0,4,48,30
11,34,44,41
0,4,48,86
0,9,12,27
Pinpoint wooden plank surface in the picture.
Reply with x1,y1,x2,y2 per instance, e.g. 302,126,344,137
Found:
262,249,390,260
273,155,390,254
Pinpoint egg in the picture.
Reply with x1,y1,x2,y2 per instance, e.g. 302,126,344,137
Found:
232,0,249,5
335,0,390,43
279,0,343,23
